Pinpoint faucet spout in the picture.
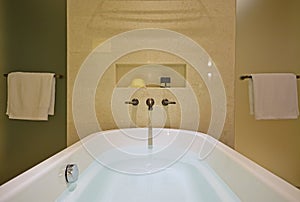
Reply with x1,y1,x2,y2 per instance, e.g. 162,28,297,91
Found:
146,98,155,111
148,124,153,149
145,98,155,148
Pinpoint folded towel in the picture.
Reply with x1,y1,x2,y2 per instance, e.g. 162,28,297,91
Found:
6,72,56,121
250,73,299,120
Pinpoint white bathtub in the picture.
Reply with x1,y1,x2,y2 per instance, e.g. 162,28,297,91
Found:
0,128,299,202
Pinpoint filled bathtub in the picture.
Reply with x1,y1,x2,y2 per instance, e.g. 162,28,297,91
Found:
0,128,299,202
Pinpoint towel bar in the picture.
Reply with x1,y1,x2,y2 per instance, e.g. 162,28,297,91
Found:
240,75,300,80
3,73,63,78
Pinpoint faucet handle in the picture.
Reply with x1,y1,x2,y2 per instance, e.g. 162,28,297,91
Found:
125,98,139,106
162,99,176,106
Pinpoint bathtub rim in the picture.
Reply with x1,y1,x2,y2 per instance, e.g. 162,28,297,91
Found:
0,128,299,201
0,137,87,201
205,136,300,201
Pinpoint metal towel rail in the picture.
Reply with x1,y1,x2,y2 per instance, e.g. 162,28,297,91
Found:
3,73,63,78
240,74,300,80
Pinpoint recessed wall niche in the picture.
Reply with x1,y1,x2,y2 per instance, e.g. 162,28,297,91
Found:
116,63,186,88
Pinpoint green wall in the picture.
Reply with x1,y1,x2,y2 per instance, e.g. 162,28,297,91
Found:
0,0,66,184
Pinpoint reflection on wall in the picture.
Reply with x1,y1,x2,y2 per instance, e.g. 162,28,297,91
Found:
88,0,209,26
68,0,235,147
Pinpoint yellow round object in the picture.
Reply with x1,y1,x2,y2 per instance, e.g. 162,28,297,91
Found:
130,78,146,88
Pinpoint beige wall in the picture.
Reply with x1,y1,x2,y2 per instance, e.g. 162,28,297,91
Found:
67,0,236,146
235,0,300,186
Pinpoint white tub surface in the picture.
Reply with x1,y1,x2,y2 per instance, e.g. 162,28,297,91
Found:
56,150,241,202
0,128,299,202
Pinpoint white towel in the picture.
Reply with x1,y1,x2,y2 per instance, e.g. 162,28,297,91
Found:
250,73,299,120
6,72,56,121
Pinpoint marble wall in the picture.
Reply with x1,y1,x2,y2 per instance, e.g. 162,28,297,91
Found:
67,0,235,147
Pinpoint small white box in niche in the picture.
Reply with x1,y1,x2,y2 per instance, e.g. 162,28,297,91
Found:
160,77,171,88
116,63,186,88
